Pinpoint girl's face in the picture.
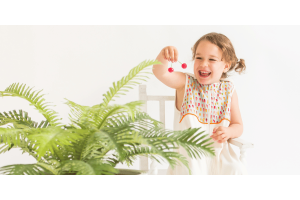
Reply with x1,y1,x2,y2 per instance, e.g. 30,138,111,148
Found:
193,40,230,85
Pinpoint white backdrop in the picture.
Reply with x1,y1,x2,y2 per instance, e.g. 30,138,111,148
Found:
0,26,299,175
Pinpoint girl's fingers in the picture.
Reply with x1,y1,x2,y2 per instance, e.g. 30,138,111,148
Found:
219,136,228,143
216,132,225,141
169,47,174,62
211,134,222,141
213,126,220,133
164,48,169,60
217,135,224,141
162,46,178,62
174,48,178,62
218,138,224,143
214,130,223,136
166,47,171,61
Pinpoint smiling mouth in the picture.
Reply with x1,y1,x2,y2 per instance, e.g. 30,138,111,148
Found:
199,71,211,77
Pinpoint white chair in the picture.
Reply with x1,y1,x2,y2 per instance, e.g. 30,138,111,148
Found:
139,84,254,175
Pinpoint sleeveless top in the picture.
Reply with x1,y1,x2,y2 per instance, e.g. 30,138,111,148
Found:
165,73,248,175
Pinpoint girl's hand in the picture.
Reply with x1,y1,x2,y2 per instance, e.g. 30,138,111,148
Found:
161,46,178,63
152,46,185,90
210,126,232,143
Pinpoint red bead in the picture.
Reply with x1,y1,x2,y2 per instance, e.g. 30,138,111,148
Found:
168,67,174,73
181,63,187,69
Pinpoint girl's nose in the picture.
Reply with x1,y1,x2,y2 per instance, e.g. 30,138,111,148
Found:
200,62,209,68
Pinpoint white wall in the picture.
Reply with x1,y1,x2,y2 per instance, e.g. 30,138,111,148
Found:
0,26,299,174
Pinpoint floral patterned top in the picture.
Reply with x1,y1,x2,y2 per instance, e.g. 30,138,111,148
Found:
179,73,235,124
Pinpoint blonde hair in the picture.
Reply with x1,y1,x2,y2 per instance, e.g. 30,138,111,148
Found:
191,32,246,79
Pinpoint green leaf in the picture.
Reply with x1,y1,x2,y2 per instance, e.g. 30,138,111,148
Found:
99,59,161,108
0,84,61,126
36,161,60,175
0,110,50,129
27,127,86,161
0,128,25,147
0,164,52,175
60,159,119,175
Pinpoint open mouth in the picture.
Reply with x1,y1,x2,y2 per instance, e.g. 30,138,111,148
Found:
199,70,211,78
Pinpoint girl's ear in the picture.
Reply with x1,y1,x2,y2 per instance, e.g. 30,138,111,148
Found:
223,62,231,73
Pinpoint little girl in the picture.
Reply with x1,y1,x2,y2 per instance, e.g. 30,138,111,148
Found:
152,32,247,175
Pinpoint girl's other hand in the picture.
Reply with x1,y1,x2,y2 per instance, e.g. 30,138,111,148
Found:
161,46,178,63
210,126,232,143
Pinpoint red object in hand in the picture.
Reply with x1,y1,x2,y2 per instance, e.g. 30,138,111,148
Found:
181,63,187,69
168,67,174,73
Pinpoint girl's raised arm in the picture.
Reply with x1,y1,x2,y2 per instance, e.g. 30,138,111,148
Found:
152,46,186,90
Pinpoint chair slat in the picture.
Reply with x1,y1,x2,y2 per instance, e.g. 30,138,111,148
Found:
228,138,254,149
159,100,165,129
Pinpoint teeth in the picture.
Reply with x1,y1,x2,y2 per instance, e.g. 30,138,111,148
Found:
200,71,210,74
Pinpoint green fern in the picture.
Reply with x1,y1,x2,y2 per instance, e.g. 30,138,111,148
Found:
122,145,191,173
36,160,60,175
0,163,52,175
100,59,160,107
64,99,89,129
75,131,107,161
0,110,49,129
0,128,26,147
91,101,144,129
0,144,11,154
0,59,216,175
147,128,214,159
26,127,87,160
59,159,119,175
0,83,61,126
171,128,215,158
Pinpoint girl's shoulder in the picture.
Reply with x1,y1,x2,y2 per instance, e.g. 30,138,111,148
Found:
220,77,234,84
185,73,197,84
220,77,234,86
184,73,199,90
220,77,235,95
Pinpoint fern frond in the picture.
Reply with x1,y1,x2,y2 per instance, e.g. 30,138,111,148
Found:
0,143,11,154
0,138,40,162
105,111,161,132
26,127,87,161
105,157,119,167
59,159,119,175
74,101,145,131
137,125,215,159
93,130,127,161
172,128,215,158
93,111,164,161
0,83,61,126
36,160,60,175
71,130,107,161
95,101,144,129
0,163,53,175
80,143,104,161
122,145,191,173
0,128,26,147
60,132,108,163
64,99,89,129
0,110,49,129
100,59,160,107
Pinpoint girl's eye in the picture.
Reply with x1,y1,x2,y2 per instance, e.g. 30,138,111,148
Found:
196,57,216,61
